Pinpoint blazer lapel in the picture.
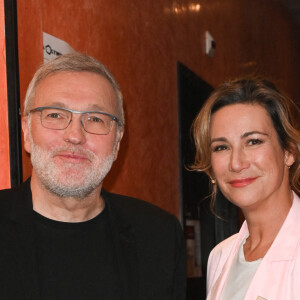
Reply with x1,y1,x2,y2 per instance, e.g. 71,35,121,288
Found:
245,192,300,300
6,182,141,300
13,213,40,300
104,191,139,300
208,222,249,300
9,181,39,300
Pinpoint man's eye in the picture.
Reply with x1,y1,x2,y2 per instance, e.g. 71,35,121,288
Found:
88,116,104,123
47,113,61,119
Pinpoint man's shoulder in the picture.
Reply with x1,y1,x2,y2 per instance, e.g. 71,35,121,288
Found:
103,190,168,211
0,186,19,206
0,180,31,212
102,190,179,226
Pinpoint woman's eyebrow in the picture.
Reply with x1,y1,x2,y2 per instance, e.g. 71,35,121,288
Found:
210,137,228,144
241,131,269,138
210,131,269,145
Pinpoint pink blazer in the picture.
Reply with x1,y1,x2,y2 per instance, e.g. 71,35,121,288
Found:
207,192,300,300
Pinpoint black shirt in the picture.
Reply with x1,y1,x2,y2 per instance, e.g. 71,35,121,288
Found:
34,206,120,300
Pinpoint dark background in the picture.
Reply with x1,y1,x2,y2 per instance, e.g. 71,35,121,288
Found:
177,62,239,299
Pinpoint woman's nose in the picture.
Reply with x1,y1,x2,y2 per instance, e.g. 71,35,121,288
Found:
229,148,250,172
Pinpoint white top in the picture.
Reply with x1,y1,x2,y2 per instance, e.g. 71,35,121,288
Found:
220,238,262,300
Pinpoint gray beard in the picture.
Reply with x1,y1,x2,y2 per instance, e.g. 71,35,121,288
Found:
29,139,116,199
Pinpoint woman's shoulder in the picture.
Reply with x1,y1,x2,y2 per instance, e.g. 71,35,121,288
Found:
209,233,239,261
207,233,240,292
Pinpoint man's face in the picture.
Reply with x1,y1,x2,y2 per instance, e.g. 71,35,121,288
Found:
22,71,123,198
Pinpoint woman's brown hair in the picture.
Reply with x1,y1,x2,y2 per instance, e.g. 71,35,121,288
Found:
191,76,300,210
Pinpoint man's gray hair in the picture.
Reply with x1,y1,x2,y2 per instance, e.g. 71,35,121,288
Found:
24,52,124,127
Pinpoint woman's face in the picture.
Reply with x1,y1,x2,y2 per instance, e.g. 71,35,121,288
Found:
210,103,295,211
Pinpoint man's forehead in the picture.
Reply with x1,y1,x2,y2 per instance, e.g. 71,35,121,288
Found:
34,71,116,101
42,101,111,112
29,70,121,121
37,71,112,87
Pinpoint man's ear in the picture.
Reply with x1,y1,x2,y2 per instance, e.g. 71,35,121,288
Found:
113,129,124,161
22,116,31,154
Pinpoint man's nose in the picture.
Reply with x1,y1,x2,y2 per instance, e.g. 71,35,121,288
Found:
63,114,86,145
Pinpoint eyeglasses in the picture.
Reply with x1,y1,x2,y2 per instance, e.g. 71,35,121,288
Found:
29,106,120,135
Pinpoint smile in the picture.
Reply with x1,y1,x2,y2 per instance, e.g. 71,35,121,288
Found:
228,177,257,187
54,152,90,163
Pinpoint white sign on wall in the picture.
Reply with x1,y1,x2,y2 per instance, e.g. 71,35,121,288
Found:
43,32,75,63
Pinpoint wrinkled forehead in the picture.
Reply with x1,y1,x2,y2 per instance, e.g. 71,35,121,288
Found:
32,71,119,112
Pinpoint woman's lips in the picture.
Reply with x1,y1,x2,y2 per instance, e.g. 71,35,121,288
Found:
229,177,257,187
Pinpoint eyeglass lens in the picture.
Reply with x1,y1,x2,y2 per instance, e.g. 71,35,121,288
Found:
40,108,113,135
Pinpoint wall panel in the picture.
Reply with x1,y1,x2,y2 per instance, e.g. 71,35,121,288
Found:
17,0,300,216
0,0,11,189
17,0,43,180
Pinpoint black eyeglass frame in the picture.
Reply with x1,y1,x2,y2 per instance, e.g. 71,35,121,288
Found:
29,106,121,135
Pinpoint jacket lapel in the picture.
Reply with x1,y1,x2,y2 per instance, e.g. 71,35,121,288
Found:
209,193,300,300
245,192,300,300
6,182,140,300
208,221,249,300
103,191,139,300
8,180,40,300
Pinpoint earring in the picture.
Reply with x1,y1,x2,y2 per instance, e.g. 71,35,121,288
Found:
286,162,293,169
211,178,216,184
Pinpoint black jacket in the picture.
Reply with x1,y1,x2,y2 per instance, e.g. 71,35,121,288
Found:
0,179,186,300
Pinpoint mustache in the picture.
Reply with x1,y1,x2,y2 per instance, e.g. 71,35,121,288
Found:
49,146,97,161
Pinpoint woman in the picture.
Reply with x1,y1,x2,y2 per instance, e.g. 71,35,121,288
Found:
191,77,300,299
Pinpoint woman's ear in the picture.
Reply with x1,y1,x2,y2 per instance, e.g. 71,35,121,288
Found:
284,144,296,168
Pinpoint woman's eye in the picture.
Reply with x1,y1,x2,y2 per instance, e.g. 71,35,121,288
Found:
248,139,263,146
213,145,228,152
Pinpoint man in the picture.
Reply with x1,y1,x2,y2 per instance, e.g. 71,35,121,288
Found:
0,53,186,299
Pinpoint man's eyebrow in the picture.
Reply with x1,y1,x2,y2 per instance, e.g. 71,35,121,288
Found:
43,103,106,112
87,104,106,111
48,102,66,108
241,131,269,138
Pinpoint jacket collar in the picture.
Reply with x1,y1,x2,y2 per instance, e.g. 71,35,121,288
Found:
6,179,39,300
238,192,300,263
264,192,300,262
209,192,300,300
6,180,138,300
102,190,139,300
